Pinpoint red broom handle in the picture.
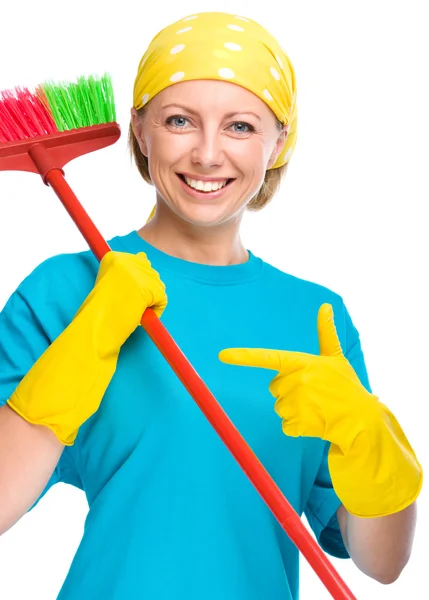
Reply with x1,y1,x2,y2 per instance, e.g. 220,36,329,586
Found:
43,165,356,600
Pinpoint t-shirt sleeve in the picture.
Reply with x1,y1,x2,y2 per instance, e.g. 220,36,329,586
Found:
0,264,83,512
304,300,373,558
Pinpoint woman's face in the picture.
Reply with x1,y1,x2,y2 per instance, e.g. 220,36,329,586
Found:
131,80,288,228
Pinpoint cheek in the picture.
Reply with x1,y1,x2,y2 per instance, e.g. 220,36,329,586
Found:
146,136,187,192
149,133,190,165
227,138,271,171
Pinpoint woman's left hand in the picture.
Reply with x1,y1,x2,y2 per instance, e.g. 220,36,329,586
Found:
219,304,422,518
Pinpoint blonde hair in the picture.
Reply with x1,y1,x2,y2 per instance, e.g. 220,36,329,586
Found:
128,107,289,211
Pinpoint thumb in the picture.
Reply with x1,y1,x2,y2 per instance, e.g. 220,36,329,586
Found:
317,303,344,357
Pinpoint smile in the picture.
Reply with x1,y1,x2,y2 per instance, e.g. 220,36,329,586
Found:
176,174,235,198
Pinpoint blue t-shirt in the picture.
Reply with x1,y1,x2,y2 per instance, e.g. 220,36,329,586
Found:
0,231,372,599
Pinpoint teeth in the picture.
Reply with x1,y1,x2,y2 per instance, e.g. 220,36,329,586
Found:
184,176,228,192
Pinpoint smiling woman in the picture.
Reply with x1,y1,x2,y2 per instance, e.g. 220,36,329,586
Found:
126,11,297,262
129,87,288,212
0,9,422,600
129,79,288,230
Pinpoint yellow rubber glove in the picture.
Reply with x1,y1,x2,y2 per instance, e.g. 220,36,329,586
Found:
219,303,422,518
7,251,167,446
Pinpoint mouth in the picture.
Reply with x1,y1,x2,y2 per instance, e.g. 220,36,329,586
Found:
176,173,235,196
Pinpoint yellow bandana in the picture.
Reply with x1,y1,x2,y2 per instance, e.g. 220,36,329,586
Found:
133,12,297,170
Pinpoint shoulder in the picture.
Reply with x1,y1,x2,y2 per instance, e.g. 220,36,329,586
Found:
257,257,356,345
17,249,98,303
260,258,345,308
16,232,132,301
11,233,136,326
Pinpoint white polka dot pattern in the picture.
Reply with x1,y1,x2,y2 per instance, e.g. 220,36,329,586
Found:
218,67,235,79
275,54,284,70
270,67,280,81
171,44,185,55
170,71,185,82
224,42,242,51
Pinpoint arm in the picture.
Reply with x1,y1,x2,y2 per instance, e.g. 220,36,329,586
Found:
337,501,417,584
0,404,65,536
0,251,167,534
220,302,422,573
7,251,167,446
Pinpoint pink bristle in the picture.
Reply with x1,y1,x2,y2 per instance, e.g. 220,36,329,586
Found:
0,93,22,141
0,98,10,142
1,90,33,139
0,118,8,143
0,86,58,143
14,87,55,137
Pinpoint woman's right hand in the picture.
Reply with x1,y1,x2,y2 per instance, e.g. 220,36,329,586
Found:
7,251,167,446
96,251,167,319
76,251,168,352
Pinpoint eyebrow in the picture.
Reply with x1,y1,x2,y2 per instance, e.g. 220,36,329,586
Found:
160,103,262,121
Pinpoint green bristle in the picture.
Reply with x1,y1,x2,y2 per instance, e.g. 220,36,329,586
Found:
102,73,117,122
67,83,85,129
88,76,104,124
41,82,68,131
76,77,94,125
41,73,116,131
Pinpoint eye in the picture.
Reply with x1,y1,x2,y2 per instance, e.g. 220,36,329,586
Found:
166,115,189,129
230,122,255,134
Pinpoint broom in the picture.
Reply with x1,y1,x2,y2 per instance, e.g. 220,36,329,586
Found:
0,73,356,600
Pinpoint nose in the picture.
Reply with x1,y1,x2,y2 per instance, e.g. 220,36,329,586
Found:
191,128,225,169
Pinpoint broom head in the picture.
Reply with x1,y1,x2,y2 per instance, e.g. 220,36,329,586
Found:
0,74,120,176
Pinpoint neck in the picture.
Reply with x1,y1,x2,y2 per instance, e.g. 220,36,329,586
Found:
136,201,248,266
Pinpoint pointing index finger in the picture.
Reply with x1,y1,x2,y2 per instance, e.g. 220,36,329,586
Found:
218,348,308,373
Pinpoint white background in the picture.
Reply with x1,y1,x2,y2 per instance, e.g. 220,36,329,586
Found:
0,1,427,598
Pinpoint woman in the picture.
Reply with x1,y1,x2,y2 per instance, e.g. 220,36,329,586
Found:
0,11,422,600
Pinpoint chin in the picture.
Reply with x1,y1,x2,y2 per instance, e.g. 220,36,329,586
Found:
180,213,229,228
172,201,235,227
178,207,239,228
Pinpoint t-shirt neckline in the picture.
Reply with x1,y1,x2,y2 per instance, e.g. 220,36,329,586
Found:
113,230,263,285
